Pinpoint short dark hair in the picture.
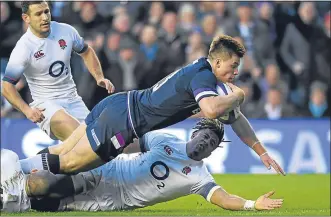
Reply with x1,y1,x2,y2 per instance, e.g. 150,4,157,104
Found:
21,1,46,14
208,35,246,60
191,118,224,142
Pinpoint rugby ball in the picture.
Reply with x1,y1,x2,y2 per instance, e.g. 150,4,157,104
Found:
216,82,240,124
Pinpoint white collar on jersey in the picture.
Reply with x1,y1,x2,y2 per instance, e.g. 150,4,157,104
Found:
206,58,215,74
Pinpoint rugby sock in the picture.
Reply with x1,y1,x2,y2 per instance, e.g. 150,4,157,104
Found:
20,155,45,174
37,147,49,154
44,154,60,174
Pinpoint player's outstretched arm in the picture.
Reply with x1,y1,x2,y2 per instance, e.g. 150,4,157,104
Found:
79,45,115,94
2,81,45,123
230,112,286,175
209,187,283,211
198,87,244,119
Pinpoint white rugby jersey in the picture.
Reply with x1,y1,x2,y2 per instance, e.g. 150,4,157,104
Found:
59,132,221,211
3,21,87,100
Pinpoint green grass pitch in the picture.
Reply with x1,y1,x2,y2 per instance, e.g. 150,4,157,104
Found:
3,174,330,216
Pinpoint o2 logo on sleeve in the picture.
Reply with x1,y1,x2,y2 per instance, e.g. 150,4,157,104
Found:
49,61,68,77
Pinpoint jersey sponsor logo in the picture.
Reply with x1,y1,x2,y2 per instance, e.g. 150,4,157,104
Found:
182,166,191,175
58,39,67,50
33,50,45,60
164,145,173,155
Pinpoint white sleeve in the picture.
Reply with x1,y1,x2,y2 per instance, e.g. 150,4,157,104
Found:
190,165,222,202
3,42,30,84
139,132,167,152
67,24,86,53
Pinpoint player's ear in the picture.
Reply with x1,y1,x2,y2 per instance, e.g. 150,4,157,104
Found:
216,59,222,68
22,13,30,24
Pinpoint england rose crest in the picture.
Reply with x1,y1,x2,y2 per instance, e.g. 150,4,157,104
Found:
58,39,67,50
182,166,191,175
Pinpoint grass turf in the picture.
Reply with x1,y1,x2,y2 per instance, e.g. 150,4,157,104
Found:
3,174,330,216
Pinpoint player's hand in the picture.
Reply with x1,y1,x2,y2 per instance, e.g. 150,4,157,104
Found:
226,83,245,105
97,78,115,94
255,191,283,210
25,107,45,123
260,153,286,176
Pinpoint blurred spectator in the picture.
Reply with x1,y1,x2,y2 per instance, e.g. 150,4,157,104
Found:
60,2,82,25
304,81,330,118
201,14,220,46
280,2,324,108
0,2,21,59
185,30,207,64
76,2,107,37
258,64,288,101
224,2,275,71
159,12,186,74
254,87,296,120
99,37,149,99
237,81,257,118
112,12,136,41
145,2,165,28
102,31,121,66
196,1,215,21
257,2,277,42
178,3,198,34
213,1,229,25
139,25,168,88
313,11,330,86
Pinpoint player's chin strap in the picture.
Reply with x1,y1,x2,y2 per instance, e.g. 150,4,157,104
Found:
218,139,231,148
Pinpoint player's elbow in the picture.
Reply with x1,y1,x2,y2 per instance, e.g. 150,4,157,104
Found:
1,81,12,97
201,107,219,119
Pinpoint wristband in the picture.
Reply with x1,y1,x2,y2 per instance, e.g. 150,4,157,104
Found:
259,152,268,157
244,200,256,210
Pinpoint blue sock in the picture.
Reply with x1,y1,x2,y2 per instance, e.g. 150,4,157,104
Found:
20,154,46,174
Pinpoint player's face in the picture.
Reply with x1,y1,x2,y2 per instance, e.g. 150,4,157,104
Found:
22,2,51,38
187,129,220,161
213,54,240,83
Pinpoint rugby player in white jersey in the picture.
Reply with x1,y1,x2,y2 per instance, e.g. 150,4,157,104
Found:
1,119,283,212
1,1,114,153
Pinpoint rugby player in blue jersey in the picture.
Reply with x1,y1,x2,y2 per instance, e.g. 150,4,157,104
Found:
20,35,284,177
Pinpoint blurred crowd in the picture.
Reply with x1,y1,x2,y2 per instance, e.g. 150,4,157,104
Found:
1,1,330,120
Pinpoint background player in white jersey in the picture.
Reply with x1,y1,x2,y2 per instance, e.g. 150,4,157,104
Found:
1,119,283,212
1,1,114,153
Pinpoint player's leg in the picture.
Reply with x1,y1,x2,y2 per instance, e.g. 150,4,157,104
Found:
48,121,86,155
49,109,80,142
1,149,30,212
59,133,105,174
58,94,131,173
40,97,90,155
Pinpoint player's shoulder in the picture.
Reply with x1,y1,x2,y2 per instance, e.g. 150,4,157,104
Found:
51,21,77,33
11,32,32,55
189,57,213,73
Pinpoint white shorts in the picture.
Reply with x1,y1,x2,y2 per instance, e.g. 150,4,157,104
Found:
29,96,90,140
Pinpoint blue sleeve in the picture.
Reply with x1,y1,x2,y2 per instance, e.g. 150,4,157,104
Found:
189,70,218,103
139,132,166,152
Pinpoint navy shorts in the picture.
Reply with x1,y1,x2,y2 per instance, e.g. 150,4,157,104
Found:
85,92,135,162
